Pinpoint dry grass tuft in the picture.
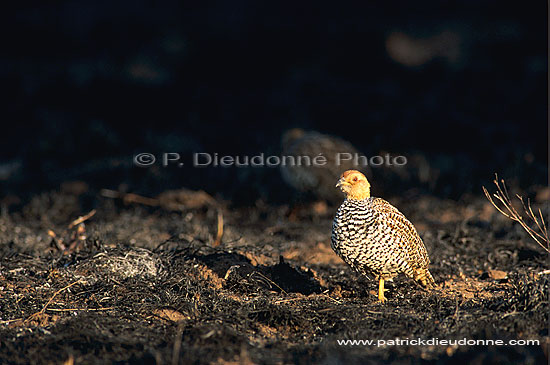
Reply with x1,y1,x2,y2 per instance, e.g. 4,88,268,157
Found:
483,174,549,253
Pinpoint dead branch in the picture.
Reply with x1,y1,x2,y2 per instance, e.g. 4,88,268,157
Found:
483,174,549,253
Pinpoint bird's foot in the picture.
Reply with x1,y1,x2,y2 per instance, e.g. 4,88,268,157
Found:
377,278,387,303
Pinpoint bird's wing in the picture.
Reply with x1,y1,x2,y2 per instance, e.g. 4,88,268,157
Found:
370,198,430,269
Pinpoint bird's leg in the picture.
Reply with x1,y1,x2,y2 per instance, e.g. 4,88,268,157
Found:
378,278,386,303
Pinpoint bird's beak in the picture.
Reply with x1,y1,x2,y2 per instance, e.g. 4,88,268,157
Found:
336,178,349,188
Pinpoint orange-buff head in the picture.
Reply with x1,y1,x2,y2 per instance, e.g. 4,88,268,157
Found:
336,170,371,200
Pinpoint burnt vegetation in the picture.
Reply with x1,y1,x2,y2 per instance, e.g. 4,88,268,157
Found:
0,185,548,364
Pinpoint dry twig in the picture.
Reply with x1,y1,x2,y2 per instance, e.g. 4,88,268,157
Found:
45,307,115,312
26,280,82,323
100,189,160,206
39,280,82,314
49,209,96,254
483,174,549,253
251,271,288,295
213,209,224,247
68,209,96,229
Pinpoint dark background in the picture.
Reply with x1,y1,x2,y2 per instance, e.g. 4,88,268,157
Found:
2,1,547,204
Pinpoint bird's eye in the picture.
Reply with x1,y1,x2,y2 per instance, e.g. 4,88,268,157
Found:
352,177,358,182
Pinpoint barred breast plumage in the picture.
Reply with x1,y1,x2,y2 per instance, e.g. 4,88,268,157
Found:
331,170,435,302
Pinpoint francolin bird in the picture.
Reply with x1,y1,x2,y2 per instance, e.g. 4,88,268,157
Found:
331,170,435,302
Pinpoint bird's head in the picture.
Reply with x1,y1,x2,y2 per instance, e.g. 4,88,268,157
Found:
336,170,371,200
281,128,306,150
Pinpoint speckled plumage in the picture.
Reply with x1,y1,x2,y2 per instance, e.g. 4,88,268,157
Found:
331,170,435,302
280,129,371,204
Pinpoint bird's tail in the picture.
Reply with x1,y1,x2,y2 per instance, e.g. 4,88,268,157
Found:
414,269,436,289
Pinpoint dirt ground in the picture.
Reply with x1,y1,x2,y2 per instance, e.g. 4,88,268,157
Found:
0,183,547,364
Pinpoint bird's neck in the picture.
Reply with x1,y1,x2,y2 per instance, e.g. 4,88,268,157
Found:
346,188,370,200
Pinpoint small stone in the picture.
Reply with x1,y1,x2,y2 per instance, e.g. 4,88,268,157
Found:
488,269,507,280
